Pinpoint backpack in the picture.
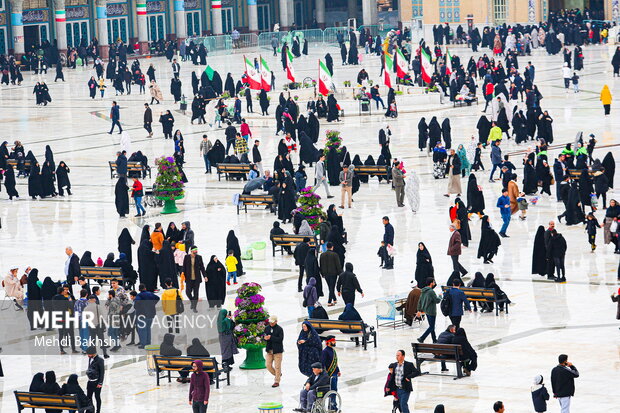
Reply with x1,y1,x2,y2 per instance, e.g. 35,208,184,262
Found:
440,291,452,317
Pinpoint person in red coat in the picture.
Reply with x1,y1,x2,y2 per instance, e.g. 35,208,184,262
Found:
189,359,210,412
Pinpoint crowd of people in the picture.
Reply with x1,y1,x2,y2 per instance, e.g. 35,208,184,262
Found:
1,7,618,413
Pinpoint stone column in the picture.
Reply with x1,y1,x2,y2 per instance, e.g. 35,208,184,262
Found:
316,0,325,29
9,0,25,57
54,0,68,54
247,0,258,33
278,0,289,30
174,0,186,44
287,0,294,28
96,0,109,58
347,0,356,20
362,0,375,26
211,0,223,35
136,1,149,54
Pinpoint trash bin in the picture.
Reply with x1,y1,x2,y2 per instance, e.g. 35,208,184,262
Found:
145,345,160,376
258,403,283,413
252,241,266,261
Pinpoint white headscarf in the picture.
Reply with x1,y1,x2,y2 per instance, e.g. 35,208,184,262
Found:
531,374,544,392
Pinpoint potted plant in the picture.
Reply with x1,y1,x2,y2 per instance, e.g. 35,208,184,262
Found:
233,282,269,369
153,156,185,214
294,187,325,231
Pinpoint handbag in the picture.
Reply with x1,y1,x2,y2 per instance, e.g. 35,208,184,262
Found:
387,244,397,257
176,289,185,314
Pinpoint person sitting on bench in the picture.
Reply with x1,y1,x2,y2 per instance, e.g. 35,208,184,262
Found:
294,362,330,412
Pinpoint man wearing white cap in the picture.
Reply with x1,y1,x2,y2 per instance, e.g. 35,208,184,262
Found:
264,315,284,388
4,266,24,310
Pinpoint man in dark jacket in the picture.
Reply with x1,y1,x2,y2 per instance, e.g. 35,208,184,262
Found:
115,150,128,178
553,154,568,201
252,139,262,174
143,103,153,137
319,242,343,306
295,362,331,412
294,237,311,291
65,246,81,285
436,325,456,371
182,247,206,312
447,280,471,328
224,122,237,155
109,101,122,134
550,354,579,413
265,315,284,387
134,283,160,347
379,216,395,269
387,350,420,413
86,346,105,413
321,336,340,410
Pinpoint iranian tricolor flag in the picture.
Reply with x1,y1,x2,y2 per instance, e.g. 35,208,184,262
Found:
395,47,408,79
260,56,272,91
384,52,394,72
383,63,392,88
318,60,333,96
445,49,453,76
420,48,433,84
244,56,262,90
286,49,296,83
383,53,393,88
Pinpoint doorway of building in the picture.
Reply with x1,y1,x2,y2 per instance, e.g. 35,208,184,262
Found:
24,25,40,50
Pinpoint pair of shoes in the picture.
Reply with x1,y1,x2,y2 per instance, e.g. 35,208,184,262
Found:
226,281,231,285
417,337,424,343
234,282,238,285
499,232,507,238
272,383,281,388
327,195,334,199
103,354,110,359
383,266,394,270
339,205,344,209
441,368,449,372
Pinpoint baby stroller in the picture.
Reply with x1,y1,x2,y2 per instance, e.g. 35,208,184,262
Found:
144,184,164,208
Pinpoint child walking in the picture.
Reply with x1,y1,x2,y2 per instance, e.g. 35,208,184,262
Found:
571,72,580,93
531,375,550,413
472,142,485,171
585,212,602,251
517,192,528,221
225,249,238,285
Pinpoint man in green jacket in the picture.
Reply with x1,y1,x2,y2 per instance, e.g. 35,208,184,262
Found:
416,278,442,343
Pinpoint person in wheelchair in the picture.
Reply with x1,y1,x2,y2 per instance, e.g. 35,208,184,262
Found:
294,362,330,413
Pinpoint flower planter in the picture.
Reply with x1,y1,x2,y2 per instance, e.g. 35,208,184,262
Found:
156,195,184,214
239,344,266,369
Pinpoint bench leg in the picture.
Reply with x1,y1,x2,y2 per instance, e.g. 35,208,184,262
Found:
215,371,220,389
373,332,377,348
236,204,239,215
156,370,160,386
495,304,499,316
226,370,230,386
362,335,367,350
455,361,463,379
168,370,171,383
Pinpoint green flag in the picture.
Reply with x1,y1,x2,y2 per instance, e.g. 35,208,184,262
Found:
204,65,215,81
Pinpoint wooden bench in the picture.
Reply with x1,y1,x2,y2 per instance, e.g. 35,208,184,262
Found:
216,163,251,181
153,355,229,388
108,161,151,179
567,169,593,180
411,342,464,380
441,286,509,316
237,194,276,214
354,165,390,180
306,319,376,350
453,97,478,107
270,234,317,256
6,159,33,171
81,267,124,285
14,391,90,412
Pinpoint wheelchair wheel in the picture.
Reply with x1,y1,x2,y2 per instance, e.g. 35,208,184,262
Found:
319,390,342,413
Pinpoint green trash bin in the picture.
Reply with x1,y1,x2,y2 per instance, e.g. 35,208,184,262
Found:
258,402,283,412
145,345,160,376
252,241,266,261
